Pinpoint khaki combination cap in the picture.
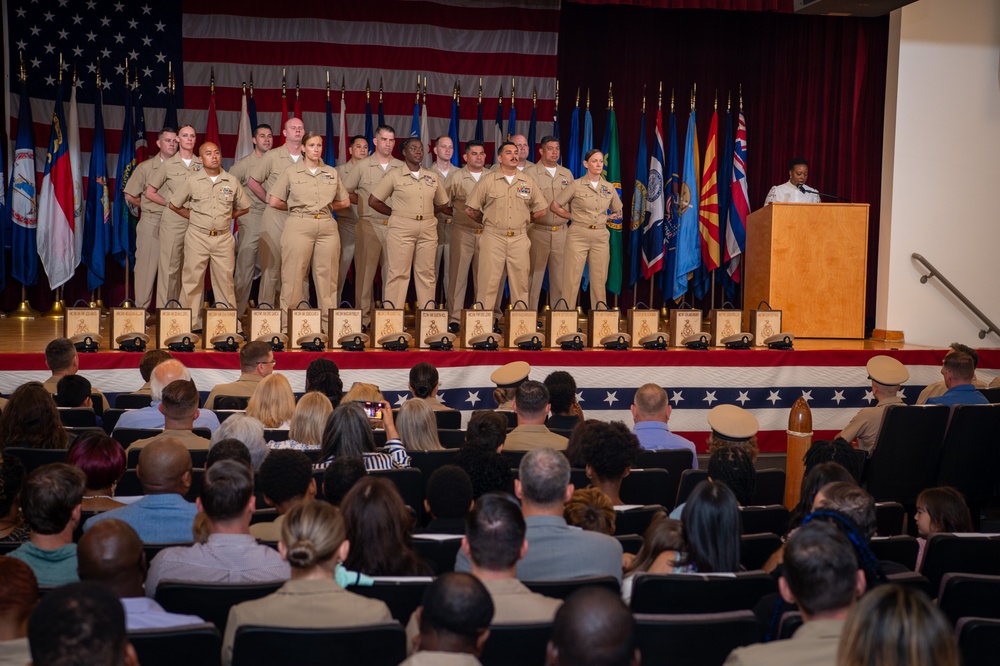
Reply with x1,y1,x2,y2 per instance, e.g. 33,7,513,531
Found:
708,404,759,441
866,355,909,386
490,361,531,389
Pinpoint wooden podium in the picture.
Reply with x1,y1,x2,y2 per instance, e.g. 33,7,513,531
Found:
743,203,868,339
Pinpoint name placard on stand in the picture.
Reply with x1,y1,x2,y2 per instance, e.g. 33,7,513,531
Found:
109,308,147,350
668,309,702,348
461,308,494,348
249,307,282,343
504,307,536,348
64,307,101,341
588,309,620,349
749,308,783,347
288,308,323,350
627,309,660,349
331,308,363,342
202,306,239,350
545,308,577,348
416,306,449,349
156,306,192,349
709,310,743,349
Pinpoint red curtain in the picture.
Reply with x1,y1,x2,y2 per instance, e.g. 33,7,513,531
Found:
566,0,794,11
557,5,888,325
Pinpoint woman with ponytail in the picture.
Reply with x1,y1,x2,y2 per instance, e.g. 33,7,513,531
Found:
221,501,391,666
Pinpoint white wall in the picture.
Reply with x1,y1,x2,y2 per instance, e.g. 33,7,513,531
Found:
878,0,1000,348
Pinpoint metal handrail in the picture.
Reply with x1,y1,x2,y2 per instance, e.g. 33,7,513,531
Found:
912,253,998,340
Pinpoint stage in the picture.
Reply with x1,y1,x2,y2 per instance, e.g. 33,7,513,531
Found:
2,317,998,453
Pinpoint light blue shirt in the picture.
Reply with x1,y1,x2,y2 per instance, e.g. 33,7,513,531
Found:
84,493,198,543
631,421,698,469
925,384,989,407
114,402,221,433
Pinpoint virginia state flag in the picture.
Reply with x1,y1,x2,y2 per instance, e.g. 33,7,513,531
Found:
82,86,110,291
604,107,623,296
628,108,647,288
9,78,38,287
37,82,76,289
671,107,700,300
642,109,666,279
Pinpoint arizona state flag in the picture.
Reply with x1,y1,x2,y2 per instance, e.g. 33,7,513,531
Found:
698,109,721,271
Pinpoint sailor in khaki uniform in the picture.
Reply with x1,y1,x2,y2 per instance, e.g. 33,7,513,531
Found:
369,137,450,312
228,124,274,316
528,136,574,311
465,142,548,319
551,149,624,310
334,135,369,304
837,355,909,453
490,133,535,173
169,142,251,329
445,141,488,329
342,125,404,326
268,131,351,331
123,128,178,311
248,117,305,309
145,125,202,307
429,136,456,306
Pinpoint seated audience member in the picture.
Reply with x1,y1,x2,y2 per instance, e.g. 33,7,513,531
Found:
28,582,139,666
925,349,990,406
402,572,494,666
114,360,220,433
836,584,959,666
314,402,411,471
210,414,269,470
409,362,455,412
916,343,989,404
270,391,333,450
837,356,908,452
914,486,973,570
546,586,639,666
0,382,69,450
77,519,204,630
0,454,30,543
246,373,296,430
566,420,641,505
222,500,392,666
456,448,624,583
398,399,445,451
464,410,508,452
504,381,568,452
127,380,210,453
305,358,343,408
706,404,759,462
621,515,683,603
206,439,253,469
454,446,513,500
418,465,474,535
84,438,198,544
678,480,742,574
707,445,757,506
809,481,890,583
491,361,531,411
203,341,274,410
8,463,86,586
564,487,616,535
144,460,289,596
629,383,697,467
322,456,367,505
342,381,385,404
68,433,128,513
724,521,866,666
802,438,864,481
132,349,173,395
0,558,38,665
54,375,94,410
340,476,431,577
250,450,317,542
544,371,583,431
42,338,107,412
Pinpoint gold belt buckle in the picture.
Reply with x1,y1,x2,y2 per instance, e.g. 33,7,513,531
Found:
550,226,559,232
506,230,514,237
415,214,424,220
381,220,389,226
589,224,599,229
209,229,219,237
314,214,323,219
475,229,483,235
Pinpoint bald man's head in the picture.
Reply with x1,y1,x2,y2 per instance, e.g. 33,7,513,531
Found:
150,359,191,401
77,519,146,598
548,587,639,666
136,437,192,496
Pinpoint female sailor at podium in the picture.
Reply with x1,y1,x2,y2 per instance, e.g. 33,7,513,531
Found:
764,157,822,205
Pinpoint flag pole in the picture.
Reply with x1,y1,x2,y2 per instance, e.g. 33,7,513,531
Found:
91,64,106,314
122,60,134,310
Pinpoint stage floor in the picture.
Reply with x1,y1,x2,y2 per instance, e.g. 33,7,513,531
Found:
2,316,997,453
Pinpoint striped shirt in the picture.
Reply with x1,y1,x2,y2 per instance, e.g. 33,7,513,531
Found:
313,440,411,472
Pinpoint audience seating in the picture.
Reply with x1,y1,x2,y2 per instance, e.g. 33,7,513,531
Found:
938,574,1000,625
142,543,194,566
864,404,949,505
620,469,673,509
674,469,708,507
433,410,462,430
630,572,777,614
739,505,790,536
64,426,105,440
614,506,665,537
634,449,696,511
249,508,278,526
351,577,433,624
480,622,552,666
615,534,644,555
437,428,466,449
5,447,69,473
214,396,249,410
57,407,98,427
869,535,920,571
500,449,528,470
371,468,425,522
115,393,153,409
874,501,907,536
885,571,933,597
918,534,1000,597
501,411,518,428
978,387,1000,403
373,429,388,447
214,409,242,423
156,581,284,633
957,617,1000,666
102,408,127,434
408,449,460,482
633,611,763,666
523,576,620,600
412,536,463,575
230,623,406,666
740,533,782,571
127,447,209,469
112,427,212,449
935,404,1000,525
262,429,289,442
0,542,23,556
90,393,105,414
776,611,803,640
128,623,221,666
749,469,785,506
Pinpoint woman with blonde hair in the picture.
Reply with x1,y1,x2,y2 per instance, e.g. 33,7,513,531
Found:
342,382,384,404
246,373,296,429
222,500,391,666
271,392,333,451
396,398,443,452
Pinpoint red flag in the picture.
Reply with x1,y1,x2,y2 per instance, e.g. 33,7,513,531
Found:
698,110,721,271
206,89,220,148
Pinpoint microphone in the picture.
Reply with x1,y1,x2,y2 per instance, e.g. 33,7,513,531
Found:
797,184,819,194
798,183,850,202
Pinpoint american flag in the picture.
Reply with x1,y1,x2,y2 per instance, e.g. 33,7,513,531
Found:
7,0,560,180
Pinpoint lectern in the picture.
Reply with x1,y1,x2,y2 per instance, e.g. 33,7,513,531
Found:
742,203,868,339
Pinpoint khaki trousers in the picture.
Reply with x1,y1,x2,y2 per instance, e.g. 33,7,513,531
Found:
384,215,438,311
527,223,568,311
135,213,160,310
179,227,236,328
562,224,610,309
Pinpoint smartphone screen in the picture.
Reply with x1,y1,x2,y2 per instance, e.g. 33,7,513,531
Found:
354,400,383,419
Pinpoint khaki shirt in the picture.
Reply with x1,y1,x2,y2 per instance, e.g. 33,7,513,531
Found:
127,429,211,454
170,170,252,232
249,145,302,200
124,156,166,216
370,168,449,220
503,424,569,452
271,161,348,217
491,160,535,172
428,163,455,225
555,177,624,228
228,151,267,211
837,395,904,452
530,163,575,227
445,167,486,229
147,153,204,206
466,170,548,231
341,155,405,222
204,373,264,410
334,160,361,224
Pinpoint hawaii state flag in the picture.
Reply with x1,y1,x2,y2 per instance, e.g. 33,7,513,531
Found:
37,82,76,290
727,108,750,281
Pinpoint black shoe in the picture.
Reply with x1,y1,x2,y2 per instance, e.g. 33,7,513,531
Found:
493,319,502,334
448,322,460,334
361,323,368,333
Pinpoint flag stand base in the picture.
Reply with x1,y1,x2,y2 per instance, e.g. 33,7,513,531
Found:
8,301,40,320
43,300,66,319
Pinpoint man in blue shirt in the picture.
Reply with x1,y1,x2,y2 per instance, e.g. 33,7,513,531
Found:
630,383,698,469
114,359,220,434
926,350,990,407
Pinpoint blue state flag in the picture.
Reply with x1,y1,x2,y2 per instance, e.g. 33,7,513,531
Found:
9,79,38,287
248,92,257,135
660,111,680,299
410,100,421,138
527,103,537,163
628,109,648,288
475,96,484,143
567,105,580,179
365,97,374,155
82,86,110,291
324,96,336,166
112,84,136,267
448,97,460,166
671,109,700,300
642,110,666,280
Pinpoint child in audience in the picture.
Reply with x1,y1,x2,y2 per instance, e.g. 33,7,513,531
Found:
621,514,683,603
914,486,973,570
564,487,616,536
